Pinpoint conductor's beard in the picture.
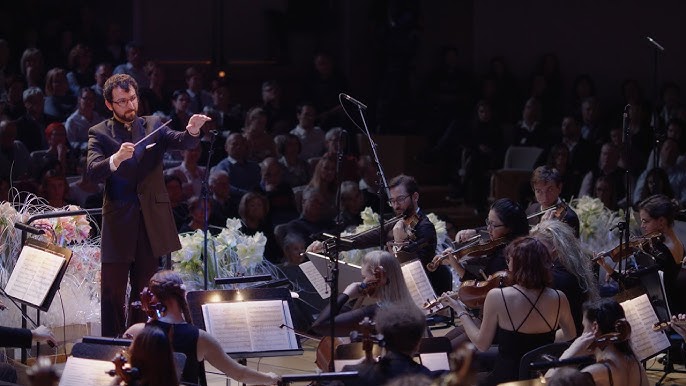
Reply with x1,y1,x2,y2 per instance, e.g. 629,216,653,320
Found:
114,107,137,124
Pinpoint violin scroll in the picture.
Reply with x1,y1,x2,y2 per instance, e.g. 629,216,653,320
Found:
107,351,140,383
131,287,166,321
593,232,664,263
587,318,631,351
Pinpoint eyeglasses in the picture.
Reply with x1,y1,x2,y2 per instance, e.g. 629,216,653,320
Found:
485,220,505,229
111,95,138,107
388,194,411,206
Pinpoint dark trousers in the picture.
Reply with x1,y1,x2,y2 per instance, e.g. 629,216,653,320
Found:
100,217,160,337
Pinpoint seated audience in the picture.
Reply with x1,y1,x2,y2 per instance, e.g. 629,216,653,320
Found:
0,119,30,181
243,106,276,162
212,133,261,198
166,144,205,199
238,191,280,263
275,187,335,247
259,157,298,226
43,67,76,122
208,170,238,228
165,174,189,232
275,133,310,188
290,102,325,161
65,87,104,152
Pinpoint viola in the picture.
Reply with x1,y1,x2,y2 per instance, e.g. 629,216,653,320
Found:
131,287,166,321
107,351,140,383
587,319,631,351
353,266,387,310
349,317,383,364
316,336,345,371
424,270,511,311
433,342,478,386
427,236,506,272
593,232,664,263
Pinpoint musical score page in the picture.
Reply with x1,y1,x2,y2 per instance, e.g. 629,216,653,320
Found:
620,294,670,361
299,261,331,299
59,357,115,386
202,300,298,354
5,244,65,307
402,259,437,314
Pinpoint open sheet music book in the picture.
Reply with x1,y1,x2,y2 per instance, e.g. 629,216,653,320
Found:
201,299,299,355
299,261,331,299
59,357,115,386
4,239,71,310
620,294,671,362
401,259,438,314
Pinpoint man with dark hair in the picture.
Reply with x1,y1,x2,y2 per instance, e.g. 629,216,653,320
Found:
87,73,210,337
308,174,451,295
526,165,580,236
342,305,434,386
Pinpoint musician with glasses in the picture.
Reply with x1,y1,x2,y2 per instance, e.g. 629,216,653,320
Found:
526,166,580,237
87,73,211,337
308,174,451,295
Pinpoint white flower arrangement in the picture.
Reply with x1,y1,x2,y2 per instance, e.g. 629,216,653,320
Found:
338,207,450,265
172,217,277,291
0,191,100,329
569,196,639,255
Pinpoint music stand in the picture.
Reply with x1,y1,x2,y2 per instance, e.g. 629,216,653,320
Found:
186,287,303,359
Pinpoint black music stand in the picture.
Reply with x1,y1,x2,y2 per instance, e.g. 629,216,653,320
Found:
186,288,304,359
2,238,73,362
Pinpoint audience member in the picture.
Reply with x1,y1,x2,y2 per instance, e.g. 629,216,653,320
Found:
91,62,113,116
510,97,549,148
259,156,298,226
65,44,94,97
238,191,280,263
339,180,365,231
357,155,383,213
301,51,348,129
290,102,325,161
276,187,335,247
3,75,27,120
208,170,238,228
0,119,30,181
243,106,276,162
168,89,191,132
20,47,45,88
43,67,77,122
165,174,189,232
636,167,674,204
579,96,607,145
185,66,213,114
65,87,104,151
261,80,293,135
68,156,102,207
17,87,57,152
113,42,149,88
39,169,70,207
138,61,171,115
322,127,359,181
166,144,205,199
211,82,243,133
198,107,227,167
275,133,311,187
212,132,261,197
280,233,306,266
179,196,211,234
633,138,686,206
579,143,630,208
31,122,77,178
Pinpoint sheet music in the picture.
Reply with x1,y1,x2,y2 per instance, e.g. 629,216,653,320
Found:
59,357,115,386
4,244,65,306
401,260,437,314
419,352,451,371
202,300,298,353
620,294,671,362
299,261,331,299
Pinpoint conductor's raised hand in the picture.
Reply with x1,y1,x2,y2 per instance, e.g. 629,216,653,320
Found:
186,114,212,135
113,142,135,168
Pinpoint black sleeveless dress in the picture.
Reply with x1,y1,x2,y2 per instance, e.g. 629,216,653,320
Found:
481,287,560,386
149,320,202,384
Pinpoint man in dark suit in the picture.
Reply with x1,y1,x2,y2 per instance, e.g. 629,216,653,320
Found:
87,74,209,337
526,166,580,237
342,305,435,386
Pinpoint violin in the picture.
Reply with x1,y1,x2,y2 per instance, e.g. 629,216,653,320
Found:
652,316,686,332
424,271,511,311
131,287,166,321
353,266,387,309
107,351,140,383
587,319,631,351
26,357,59,386
527,201,568,220
427,236,507,272
593,232,664,263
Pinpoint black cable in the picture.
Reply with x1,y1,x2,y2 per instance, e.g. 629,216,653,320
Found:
58,289,67,357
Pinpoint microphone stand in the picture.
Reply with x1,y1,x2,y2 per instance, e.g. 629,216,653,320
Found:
647,36,665,169
355,104,391,249
201,131,217,290
325,131,346,372
618,105,632,286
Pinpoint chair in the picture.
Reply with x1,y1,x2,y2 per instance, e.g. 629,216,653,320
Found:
518,342,571,380
502,146,543,170
490,169,532,202
333,342,383,372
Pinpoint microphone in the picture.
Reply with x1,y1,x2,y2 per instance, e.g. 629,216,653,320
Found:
209,130,219,136
623,104,631,130
341,93,367,110
646,36,665,51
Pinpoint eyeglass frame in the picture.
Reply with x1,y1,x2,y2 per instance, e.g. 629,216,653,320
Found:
485,220,505,229
387,194,412,206
110,95,138,107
